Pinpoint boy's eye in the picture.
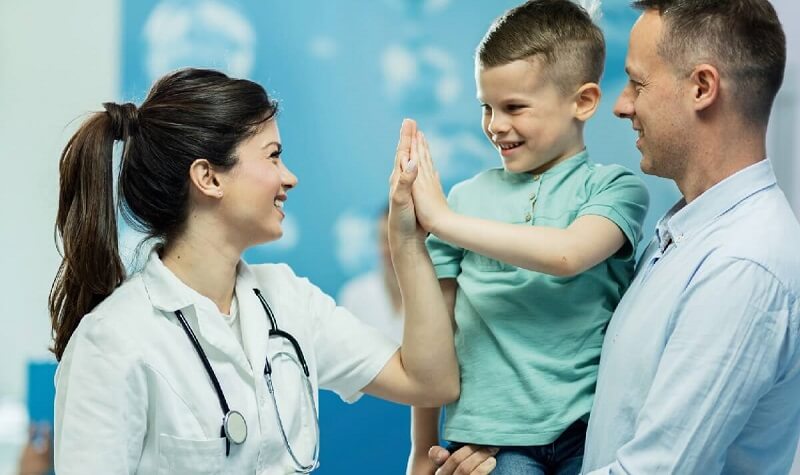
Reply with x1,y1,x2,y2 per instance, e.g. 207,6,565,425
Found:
506,104,525,112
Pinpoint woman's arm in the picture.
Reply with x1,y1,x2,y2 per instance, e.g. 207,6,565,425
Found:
362,120,459,407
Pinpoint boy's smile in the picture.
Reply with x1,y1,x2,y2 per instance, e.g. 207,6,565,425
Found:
476,59,586,175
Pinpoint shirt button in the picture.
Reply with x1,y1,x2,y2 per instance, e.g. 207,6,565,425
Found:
532,175,541,181
529,192,536,201
524,213,532,222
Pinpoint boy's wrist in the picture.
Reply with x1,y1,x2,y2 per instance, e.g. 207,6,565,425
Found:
430,208,456,238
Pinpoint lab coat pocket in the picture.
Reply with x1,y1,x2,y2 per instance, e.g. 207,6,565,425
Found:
158,433,225,475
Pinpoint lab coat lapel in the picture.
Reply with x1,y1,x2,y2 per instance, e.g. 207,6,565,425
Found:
142,250,253,375
235,262,270,379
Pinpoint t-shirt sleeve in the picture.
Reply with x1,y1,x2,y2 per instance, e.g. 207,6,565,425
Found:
425,185,465,279
577,166,650,260
297,271,399,403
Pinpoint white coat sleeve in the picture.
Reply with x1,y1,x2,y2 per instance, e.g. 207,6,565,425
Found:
54,312,148,475
294,269,399,403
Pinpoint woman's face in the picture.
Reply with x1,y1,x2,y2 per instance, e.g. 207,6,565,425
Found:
218,119,298,248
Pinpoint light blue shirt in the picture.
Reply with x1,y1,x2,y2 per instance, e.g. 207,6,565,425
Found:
583,159,800,474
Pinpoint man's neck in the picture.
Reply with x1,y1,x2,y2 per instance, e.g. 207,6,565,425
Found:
677,124,767,203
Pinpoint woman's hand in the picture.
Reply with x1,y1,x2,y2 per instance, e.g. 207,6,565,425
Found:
389,119,426,246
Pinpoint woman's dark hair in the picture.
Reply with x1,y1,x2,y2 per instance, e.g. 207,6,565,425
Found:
49,68,278,360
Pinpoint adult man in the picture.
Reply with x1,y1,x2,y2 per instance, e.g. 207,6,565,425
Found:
581,1,800,473
429,1,800,473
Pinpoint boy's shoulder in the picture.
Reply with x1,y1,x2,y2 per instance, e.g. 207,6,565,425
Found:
582,159,647,194
449,167,512,194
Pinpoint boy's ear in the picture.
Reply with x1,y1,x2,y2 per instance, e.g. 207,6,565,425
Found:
188,158,224,199
573,82,601,122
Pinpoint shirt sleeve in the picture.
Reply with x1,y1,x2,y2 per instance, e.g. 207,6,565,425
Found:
577,166,650,260
301,274,399,403
54,314,147,475
426,186,465,279
585,257,798,474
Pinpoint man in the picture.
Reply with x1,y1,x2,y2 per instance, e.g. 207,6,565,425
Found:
429,1,800,474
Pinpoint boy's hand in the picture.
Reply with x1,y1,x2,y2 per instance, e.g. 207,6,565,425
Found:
429,444,498,475
410,131,452,234
389,119,425,245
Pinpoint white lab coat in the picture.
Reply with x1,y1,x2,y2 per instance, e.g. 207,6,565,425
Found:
54,251,398,475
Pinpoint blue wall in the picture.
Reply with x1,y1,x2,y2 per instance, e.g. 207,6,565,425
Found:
120,1,679,472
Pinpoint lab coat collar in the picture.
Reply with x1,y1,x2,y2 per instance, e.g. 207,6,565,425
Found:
141,250,266,375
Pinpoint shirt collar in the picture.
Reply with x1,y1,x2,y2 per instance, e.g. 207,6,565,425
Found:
141,249,258,314
656,159,776,249
502,149,589,183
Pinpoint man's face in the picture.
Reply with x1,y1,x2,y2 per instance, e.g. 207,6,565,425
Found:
614,11,691,179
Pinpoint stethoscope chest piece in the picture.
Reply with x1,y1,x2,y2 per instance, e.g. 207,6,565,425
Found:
224,410,248,445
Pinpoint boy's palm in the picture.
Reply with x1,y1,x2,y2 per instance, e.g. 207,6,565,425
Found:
410,131,450,233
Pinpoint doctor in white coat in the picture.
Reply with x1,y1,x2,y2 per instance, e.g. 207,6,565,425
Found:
49,68,457,474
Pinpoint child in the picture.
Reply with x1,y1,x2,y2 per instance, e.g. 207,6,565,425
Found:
406,1,649,474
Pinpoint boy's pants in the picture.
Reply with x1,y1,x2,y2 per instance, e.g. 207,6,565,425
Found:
447,419,586,475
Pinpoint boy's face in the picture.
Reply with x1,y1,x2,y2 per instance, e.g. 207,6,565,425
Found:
477,59,582,174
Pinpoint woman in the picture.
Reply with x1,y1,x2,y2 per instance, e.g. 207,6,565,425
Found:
50,68,457,474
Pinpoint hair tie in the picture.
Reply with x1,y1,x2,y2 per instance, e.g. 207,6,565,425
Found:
103,102,139,140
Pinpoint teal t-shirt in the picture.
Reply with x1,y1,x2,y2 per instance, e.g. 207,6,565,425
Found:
427,150,649,446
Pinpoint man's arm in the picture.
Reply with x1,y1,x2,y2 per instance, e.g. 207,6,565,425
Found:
587,257,796,474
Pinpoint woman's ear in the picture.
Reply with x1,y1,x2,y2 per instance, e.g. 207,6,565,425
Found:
574,82,601,122
188,159,224,199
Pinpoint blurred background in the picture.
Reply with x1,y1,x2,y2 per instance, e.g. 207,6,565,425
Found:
0,0,797,473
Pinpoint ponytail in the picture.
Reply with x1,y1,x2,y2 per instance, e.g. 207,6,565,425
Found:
49,103,135,360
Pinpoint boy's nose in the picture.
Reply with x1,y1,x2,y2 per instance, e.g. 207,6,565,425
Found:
487,113,511,135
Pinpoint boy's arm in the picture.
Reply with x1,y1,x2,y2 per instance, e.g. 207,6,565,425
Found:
410,132,637,277
407,279,457,475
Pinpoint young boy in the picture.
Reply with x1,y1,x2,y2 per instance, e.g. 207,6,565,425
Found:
406,1,649,474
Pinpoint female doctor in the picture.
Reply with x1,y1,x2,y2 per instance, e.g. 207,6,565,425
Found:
49,68,457,474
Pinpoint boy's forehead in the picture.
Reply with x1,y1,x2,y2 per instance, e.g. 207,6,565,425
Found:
476,59,553,99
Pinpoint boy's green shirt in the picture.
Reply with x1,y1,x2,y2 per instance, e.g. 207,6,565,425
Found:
427,149,649,445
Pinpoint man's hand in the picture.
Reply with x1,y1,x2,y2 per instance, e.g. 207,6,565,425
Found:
429,444,498,475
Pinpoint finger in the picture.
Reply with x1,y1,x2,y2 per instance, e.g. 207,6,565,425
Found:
396,118,417,171
429,445,451,466
436,445,478,475
405,135,418,174
438,445,496,475
473,456,497,475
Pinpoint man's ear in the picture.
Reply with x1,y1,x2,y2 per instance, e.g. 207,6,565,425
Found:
188,158,224,199
689,63,720,112
574,82,601,122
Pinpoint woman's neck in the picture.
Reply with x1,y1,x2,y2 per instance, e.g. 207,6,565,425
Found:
161,229,241,315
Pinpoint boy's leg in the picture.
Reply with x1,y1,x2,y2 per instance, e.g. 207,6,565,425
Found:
492,447,545,475
552,420,588,475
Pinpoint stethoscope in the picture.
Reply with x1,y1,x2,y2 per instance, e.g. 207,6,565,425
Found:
174,288,320,472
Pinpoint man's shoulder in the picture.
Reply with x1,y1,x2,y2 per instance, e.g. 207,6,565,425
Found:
711,188,800,291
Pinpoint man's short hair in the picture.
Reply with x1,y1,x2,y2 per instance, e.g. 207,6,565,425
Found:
633,0,786,124
476,0,606,95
